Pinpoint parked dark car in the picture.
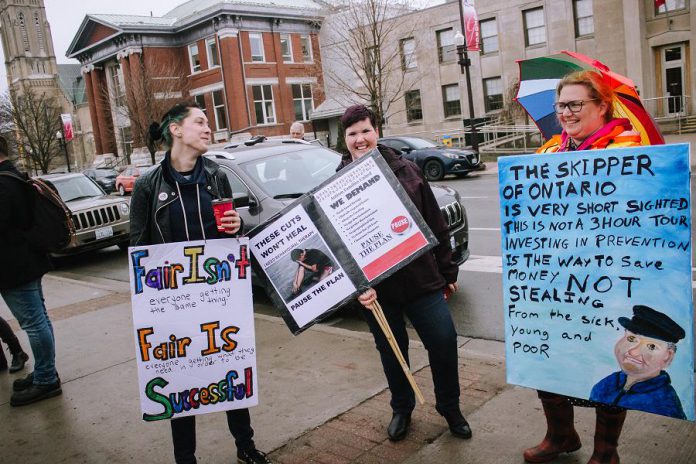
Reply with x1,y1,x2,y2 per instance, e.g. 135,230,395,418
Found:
205,139,469,265
36,173,130,255
379,136,481,181
83,168,119,193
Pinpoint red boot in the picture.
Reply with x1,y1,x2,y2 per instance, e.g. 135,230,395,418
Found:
523,393,582,463
587,407,626,464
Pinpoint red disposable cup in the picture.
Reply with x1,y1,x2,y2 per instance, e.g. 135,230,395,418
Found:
212,198,234,232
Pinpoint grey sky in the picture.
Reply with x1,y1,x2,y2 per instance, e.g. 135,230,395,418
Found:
0,0,175,92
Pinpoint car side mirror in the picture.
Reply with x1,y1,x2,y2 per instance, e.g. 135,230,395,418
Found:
400,146,412,153
233,192,253,208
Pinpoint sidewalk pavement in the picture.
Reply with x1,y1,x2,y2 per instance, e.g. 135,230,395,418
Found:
2,273,695,463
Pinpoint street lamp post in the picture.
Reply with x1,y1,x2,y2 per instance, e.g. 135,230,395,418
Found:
455,5,479,152
56,130,71,173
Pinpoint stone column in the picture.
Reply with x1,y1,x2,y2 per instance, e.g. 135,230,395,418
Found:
82,65,103,155
218,28,249,131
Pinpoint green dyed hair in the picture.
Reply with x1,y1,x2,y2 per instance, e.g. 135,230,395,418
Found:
149,101,200,147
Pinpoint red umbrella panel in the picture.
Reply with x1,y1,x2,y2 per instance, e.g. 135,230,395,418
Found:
515,50,664,145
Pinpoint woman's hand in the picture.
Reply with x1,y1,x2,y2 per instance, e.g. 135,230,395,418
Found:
221,209,242,234
357,288,377,310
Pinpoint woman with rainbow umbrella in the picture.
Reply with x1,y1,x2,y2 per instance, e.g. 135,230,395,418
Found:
517,57,664,464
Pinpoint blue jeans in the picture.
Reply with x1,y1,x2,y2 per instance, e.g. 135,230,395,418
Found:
0,278,57,384
363,290,460,414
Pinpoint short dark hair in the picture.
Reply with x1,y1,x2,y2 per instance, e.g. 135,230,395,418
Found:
291,249,304,261
0,135,7,158
149,101,201,147
340,104,376,130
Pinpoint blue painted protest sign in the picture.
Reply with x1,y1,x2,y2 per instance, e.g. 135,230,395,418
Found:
498,144,694,420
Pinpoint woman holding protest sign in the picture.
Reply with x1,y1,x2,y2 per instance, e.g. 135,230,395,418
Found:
129,102,272,464
524,71,648,464
341,104,472,442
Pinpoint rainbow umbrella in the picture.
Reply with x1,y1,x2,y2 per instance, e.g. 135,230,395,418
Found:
515,50,664,145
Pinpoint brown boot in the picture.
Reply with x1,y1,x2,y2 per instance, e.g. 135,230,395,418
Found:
523,392,581,463
587,407,626,464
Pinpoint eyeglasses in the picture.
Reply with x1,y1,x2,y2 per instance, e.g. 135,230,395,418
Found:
552,99,598,114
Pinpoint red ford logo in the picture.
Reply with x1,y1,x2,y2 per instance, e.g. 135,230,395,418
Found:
391,216,410,234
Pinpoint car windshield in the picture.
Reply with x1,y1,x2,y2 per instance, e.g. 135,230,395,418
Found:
400,137,437,149
240,148,340,198
49,176,104,201
95,169,118,179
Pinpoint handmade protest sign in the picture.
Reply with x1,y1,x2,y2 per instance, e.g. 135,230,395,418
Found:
498,144,694,420
129,238,257,421
249,150,437,334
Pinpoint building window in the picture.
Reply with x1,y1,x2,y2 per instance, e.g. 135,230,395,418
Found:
17,12,29,52
483,77,504,112
300,35,312,62
280,34,293,62
400,37,417,70
442,84,461,118
34,12,44,52
119,126,133,158
436,28,455,63
188,43,201,72
292,84,313,121
364,46,379,78
194,94,206,114
656,0,686,14
212,90,227,130
480,18,498,54
206,38,219,68
252,85,275,125
404,90,423,122
107,65,126,107
573,0,594,37
249,33,265,62
523,7,546,46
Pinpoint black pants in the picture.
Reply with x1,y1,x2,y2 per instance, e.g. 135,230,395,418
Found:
170,408,255,464
0,316,23,369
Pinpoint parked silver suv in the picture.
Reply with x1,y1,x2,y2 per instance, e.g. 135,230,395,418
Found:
37,173,130,255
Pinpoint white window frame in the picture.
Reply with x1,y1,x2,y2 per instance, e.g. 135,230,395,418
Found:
523,8,546,47
252,85,276,125
480,18,499,54
206,37,219,68
212,90,228,130
400,37,417,70
483,76,504,112
300,35,313,63
188,43,201,73
249,33,265,62
573,0,594,37
280,33,293,63
292,83,314,121
194,94,206,115
442,84,461,118
436,28,455,63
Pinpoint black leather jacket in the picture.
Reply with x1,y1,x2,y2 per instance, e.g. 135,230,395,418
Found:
129,155,233,246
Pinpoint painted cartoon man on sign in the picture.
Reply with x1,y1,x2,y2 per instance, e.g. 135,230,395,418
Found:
590,305,686,419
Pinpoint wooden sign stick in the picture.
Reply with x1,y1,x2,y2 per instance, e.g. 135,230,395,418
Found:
370,300,425,405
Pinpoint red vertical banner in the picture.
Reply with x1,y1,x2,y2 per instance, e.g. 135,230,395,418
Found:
61,113,74,142
462,0,480,52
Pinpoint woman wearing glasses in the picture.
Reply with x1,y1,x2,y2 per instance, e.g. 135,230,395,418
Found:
524,71,649,464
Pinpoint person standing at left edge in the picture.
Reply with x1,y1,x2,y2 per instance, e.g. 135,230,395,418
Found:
340,105,471,441
0,135,61,406
130,102,273,464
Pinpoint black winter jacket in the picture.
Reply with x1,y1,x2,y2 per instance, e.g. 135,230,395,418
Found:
0,160,52,289
129,154,233,246
338,146,458,304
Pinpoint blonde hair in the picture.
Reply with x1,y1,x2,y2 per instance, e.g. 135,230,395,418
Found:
557,71,614,123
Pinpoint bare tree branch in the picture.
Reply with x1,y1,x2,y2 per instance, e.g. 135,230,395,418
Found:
323,0,421,135
0,86,63,174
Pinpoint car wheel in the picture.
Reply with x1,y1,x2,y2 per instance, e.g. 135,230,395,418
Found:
118,184,126,196
117,241,129,251
423,160,445,181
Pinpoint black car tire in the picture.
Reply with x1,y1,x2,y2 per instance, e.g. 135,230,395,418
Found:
118,184,126,196
117,241,129,251
423,160,445,181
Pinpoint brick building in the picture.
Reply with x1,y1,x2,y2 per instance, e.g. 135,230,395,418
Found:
66,0,326,159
